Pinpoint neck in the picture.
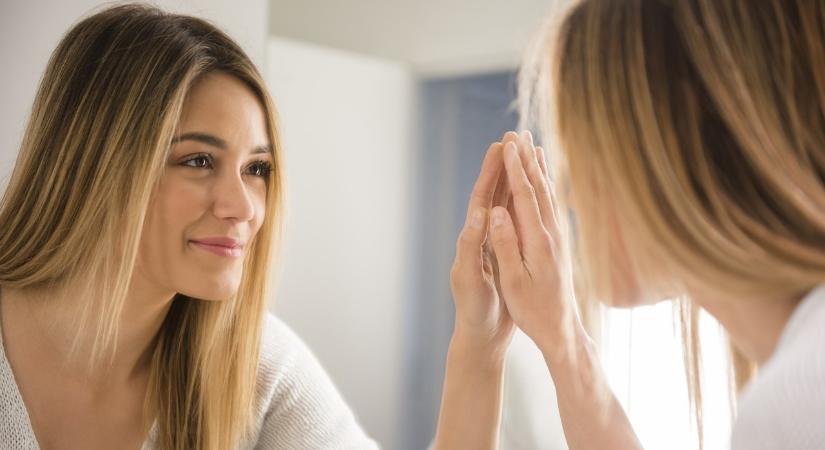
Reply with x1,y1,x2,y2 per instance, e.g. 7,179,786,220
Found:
0,277,176,386
692,286,809,366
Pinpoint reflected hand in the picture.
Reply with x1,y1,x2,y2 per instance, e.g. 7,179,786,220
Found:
449,132,520,357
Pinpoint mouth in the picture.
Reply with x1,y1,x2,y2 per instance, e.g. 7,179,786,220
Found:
189,240,243,258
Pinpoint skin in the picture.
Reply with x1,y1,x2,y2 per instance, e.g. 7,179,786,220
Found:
434,131,804,449
0,71,273,450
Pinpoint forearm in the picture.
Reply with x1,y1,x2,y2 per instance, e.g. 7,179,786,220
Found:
544,333,643,450
433,331,507,450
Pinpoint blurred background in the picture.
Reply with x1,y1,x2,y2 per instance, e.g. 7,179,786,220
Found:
1,1,735,449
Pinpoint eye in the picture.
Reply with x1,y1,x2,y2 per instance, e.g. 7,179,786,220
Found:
246,160,273,178
181,154,213,169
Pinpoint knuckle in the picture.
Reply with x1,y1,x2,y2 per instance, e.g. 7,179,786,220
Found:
513,184,536,199
455,230,475,252
450,263,476,291
538,180,552,194
449,263,465,285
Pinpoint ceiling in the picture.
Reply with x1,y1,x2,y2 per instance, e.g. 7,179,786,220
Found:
269,0,562,77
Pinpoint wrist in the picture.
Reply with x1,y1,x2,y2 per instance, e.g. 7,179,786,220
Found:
539,325,595,368
448,327,510,370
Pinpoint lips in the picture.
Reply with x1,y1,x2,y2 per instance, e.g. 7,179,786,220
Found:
189,237,245,258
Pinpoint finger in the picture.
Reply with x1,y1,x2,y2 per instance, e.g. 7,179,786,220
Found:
535,146,561,234
468,142,504,214
506,194,523,254
489,206,524,280
494,131,518,210
486,169,509,258
454,207,489,282
518,131,550,199
535,145,549,180
492,164,510,211
501,130,519,146
516,132,553,235
488,132,517,251
493,131,518,204
503,140,547,249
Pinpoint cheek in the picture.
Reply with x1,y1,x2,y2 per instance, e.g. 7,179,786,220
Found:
250,187,268,233
606,246,670,308
145,178,207,250
606,213,650,308
608,263,646,307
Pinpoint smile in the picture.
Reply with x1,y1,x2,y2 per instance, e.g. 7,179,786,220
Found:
189,240,243,258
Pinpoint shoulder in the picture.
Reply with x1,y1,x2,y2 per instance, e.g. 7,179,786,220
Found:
247,313,379,450
731,292,825,450
252,313,341,415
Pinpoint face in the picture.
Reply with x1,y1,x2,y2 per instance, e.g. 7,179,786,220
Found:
134,71,273,301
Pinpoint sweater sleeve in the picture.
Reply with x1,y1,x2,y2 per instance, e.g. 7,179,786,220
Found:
249,313,380,450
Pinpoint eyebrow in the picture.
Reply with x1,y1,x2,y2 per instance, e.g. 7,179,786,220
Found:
171,132,272,155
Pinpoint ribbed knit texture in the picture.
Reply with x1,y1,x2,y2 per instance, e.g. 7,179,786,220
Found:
731,284,825,450
0,312,379,449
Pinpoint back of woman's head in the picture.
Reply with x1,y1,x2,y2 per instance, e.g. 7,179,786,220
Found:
522,0,825,306
520,0,825,443
0,4,283,449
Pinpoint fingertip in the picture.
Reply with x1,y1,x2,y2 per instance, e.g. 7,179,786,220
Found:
503,131,519,142
491,141,504,158
520,130,534,146
503,144,521,173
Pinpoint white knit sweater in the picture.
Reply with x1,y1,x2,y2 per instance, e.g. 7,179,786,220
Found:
0,312,380,450
731,284,825,450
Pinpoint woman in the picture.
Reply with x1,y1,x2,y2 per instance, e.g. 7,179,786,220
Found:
434,0,825,449
0,4,377,449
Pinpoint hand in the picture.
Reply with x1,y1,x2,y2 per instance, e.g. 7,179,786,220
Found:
488,131,586,362
449,132,520,358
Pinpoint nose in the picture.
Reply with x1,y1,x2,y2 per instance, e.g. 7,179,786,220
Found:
211,169,256,223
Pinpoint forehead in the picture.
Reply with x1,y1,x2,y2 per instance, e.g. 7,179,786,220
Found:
177,72,269,145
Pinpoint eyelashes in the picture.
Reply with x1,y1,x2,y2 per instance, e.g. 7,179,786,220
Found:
181,153,272,178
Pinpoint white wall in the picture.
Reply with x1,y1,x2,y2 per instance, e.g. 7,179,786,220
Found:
266,37,414,448
0,0,267,192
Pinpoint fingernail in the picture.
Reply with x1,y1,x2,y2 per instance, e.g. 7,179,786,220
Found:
522,130,534,145
491,208,506,227
470,208,485,229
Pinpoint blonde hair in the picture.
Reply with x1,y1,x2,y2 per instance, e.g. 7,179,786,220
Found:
520,0,825,445
0,4,283,449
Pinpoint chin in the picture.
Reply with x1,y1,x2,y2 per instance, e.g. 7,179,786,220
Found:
606,281,676,308
602,271,664,308
607,292,663,308
179,280,240,301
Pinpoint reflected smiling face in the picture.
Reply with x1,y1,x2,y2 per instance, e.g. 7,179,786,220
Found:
135,71,273,301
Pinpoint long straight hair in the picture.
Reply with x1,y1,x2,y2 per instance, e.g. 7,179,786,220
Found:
0,4,284,449
520,0,825,446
